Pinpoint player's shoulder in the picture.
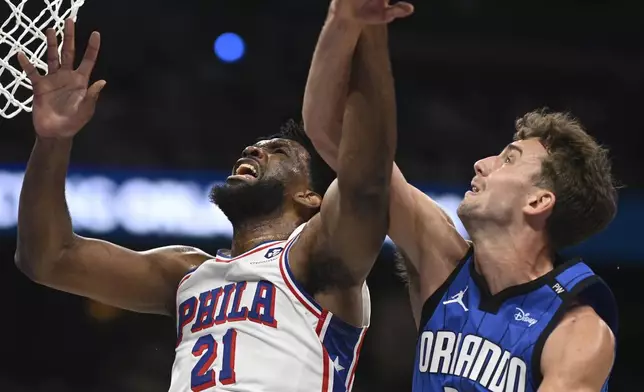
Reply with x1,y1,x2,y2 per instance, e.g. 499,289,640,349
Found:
556,304,615,341
141,245,214,269
545,304,615,364
540,304,615,388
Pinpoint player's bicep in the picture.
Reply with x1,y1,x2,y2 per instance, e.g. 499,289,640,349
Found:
289,178,388,289
389,176,468,301
538,306,615,392
35,236,210,315
387,166,422,263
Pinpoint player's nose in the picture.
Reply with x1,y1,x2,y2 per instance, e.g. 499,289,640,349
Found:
242,146,266,160
473,159,486,177
473,156,495,177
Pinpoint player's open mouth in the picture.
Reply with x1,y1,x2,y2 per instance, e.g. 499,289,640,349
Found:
467,181,481,195
228,159,261,182
236,163,258,178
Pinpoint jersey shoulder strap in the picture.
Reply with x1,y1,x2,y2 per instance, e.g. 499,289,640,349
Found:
541,259,618,333
287,222,307,242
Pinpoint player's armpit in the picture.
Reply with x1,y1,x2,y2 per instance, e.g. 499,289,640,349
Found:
16,236,212,315
537,305,615,392
393,248,423,328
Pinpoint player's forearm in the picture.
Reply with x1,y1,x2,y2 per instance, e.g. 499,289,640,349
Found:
336,25,397,199
15,137,76,278
302,15,362,171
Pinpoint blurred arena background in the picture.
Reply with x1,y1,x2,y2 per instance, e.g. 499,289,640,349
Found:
0,0,642,391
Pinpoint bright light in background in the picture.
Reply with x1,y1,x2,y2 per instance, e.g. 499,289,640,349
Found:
214,32,245,63
0,169,469,240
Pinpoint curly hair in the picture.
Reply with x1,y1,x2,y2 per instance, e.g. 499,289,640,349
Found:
514,109,618,250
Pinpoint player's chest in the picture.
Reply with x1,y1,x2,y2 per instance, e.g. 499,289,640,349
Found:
416,323,535,392
179,256,290,336
428,294,546,358
177,277,281,344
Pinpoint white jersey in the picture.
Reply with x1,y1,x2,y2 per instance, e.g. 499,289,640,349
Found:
169,223,371,392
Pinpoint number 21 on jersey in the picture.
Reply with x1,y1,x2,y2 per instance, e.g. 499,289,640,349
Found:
191,329,238,391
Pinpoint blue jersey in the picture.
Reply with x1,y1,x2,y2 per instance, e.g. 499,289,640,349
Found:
412,248,618,392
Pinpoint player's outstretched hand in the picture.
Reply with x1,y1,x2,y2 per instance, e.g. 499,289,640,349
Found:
330,0,414,25
17,18,105,139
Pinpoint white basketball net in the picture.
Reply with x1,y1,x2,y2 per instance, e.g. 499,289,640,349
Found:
0,0,85,119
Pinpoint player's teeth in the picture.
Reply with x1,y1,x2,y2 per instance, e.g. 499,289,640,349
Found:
237,164,257,177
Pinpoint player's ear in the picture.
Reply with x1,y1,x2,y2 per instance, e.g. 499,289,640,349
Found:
524,188,555,220
293,190,322,210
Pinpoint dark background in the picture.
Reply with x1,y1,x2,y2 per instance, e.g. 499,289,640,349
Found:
1,0,643,391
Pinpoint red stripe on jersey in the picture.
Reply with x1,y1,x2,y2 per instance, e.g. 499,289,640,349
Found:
347,328,368,391
321,344,332,392
178,273,193,288
215,241,282,263
316,310,330,336
278,236,323,318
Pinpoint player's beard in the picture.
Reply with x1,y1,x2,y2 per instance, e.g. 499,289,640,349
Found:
209,178,286,228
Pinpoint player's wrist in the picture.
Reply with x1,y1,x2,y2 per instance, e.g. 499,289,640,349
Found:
35,133,75,147
325,8,365,31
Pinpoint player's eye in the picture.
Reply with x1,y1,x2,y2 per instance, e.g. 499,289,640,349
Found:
504,154,514,164
273,148,288,155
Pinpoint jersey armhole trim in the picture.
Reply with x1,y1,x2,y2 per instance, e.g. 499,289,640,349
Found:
530,274,601,388
280,232,365,333
418,245,473,335
177,267,198,290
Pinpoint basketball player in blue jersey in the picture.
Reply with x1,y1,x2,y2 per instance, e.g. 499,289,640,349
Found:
303,8,618,392
13,5,411,390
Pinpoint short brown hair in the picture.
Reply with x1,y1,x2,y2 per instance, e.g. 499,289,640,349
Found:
514,109,618,250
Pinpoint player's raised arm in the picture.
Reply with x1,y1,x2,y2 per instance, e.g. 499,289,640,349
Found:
14,19,211,316
289,2,405,325
302,0,468,319
302,0,411,170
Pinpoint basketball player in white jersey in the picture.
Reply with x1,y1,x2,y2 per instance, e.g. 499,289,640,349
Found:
13,2,408,389
303,5,618,392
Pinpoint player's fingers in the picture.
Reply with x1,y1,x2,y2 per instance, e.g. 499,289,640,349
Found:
60,18,75,70
85,80,106,102
384,2,414,21
77,32,100,78
45,28,60,72
16,52,42,83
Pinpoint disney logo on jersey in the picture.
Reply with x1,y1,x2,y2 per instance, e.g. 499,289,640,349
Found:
418,330,527,392
264,247,283,259
513,308,538,327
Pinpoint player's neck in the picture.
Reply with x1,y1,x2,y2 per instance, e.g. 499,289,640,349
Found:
230,215,301,257
470,225,554,295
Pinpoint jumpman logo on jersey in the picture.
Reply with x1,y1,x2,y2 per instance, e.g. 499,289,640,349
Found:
442,286,469,312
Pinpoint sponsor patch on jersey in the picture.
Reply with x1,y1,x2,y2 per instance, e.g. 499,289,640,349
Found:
511,307,538,327
264,247,283,259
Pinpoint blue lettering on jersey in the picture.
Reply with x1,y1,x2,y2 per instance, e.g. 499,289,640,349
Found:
177,280,279,346
413,248,618,392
